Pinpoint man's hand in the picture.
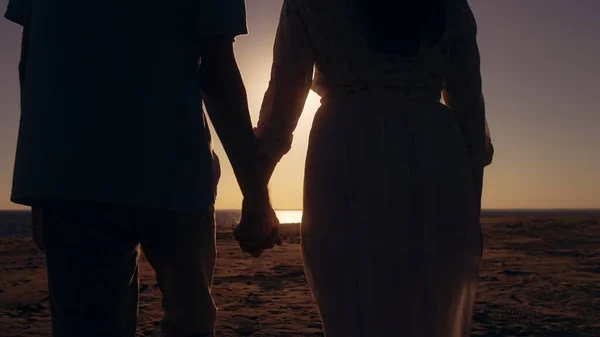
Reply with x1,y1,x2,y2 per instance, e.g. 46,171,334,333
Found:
31,207,45,252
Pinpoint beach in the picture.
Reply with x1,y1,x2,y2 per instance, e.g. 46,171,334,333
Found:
1,211,600,336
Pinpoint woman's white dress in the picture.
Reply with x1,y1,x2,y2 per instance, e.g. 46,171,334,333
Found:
256,1,494,336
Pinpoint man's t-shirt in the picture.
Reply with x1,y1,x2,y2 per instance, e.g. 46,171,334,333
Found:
5,0,247,211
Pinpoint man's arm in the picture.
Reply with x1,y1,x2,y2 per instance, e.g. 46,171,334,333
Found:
442,2,491,211
5,0,31,93
19,24,29,96
12,16,43,251
198,37,268,200
21,24,42,251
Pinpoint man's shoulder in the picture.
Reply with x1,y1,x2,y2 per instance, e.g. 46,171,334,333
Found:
193,0,248,38
4,0,31,26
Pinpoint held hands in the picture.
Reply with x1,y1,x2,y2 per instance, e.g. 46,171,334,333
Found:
234,195,283,257
233,151,283,257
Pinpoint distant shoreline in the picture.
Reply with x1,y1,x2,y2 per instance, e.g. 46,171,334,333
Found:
1,208,600,215
1,208,598,237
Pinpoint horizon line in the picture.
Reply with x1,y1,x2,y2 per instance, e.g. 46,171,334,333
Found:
1,208,600,212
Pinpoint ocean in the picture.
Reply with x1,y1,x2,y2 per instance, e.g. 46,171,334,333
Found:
0,209,303,237
1,209,599,237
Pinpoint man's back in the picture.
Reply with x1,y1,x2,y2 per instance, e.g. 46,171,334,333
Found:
7,0,247,211
4,2,274,337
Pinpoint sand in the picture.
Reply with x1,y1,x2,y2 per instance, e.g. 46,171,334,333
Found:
1,214,600,337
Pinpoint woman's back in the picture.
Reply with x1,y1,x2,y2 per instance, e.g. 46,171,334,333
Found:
257,1,491,336
279,0,477,98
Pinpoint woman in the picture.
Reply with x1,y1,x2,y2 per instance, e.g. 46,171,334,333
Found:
254,0,493,336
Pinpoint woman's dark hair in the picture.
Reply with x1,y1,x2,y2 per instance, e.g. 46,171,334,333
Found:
361,0,448,57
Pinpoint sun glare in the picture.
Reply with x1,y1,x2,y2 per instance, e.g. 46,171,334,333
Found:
275,210,303,224
293,91,322,136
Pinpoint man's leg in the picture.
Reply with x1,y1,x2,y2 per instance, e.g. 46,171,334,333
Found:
40,202,140,337
137,205,217,337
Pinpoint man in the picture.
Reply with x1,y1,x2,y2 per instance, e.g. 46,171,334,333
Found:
5,0,277,336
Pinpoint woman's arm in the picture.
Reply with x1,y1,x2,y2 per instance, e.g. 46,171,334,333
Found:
255,0,315,168
442,2,493,209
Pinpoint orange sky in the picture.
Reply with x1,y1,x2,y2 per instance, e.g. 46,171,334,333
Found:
1,0,599,210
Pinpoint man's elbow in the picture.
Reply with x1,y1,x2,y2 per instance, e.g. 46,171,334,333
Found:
199,59,240,95
199,37,237,73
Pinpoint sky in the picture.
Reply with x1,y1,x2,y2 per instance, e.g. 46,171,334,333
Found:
0,0,599,210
